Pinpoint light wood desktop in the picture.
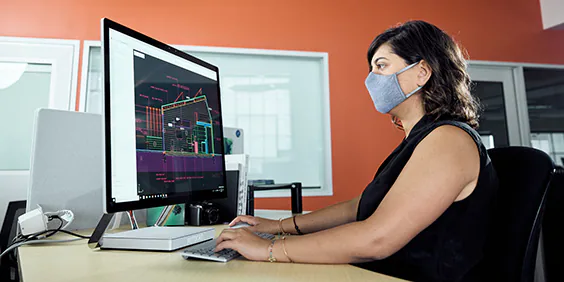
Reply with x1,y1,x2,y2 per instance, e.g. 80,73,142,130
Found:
18,210,405,282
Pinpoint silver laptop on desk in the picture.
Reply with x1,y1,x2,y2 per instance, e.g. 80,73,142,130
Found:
27,108,104,230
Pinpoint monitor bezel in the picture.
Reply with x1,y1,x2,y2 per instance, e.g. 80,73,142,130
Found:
101,18,228,214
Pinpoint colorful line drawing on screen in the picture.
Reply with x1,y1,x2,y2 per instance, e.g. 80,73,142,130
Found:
161,95,215,155
132,49,224,190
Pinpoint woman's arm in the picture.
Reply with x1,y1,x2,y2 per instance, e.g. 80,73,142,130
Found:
271,125,480,263
231,196,360,235
281,196,361,234
216,126,480,263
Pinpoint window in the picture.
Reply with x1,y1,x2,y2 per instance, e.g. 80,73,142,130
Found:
480,135,495,150
80,43,332,197
0,37,80,227
524,67,564,167
79,41,103,113
531,133,564,166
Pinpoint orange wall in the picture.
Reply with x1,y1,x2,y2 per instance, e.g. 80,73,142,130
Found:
2,0,563,211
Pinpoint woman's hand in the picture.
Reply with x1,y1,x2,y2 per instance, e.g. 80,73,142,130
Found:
229,215,280,234
214,228,271,261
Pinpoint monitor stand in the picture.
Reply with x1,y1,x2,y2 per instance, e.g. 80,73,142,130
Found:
87,209,215,251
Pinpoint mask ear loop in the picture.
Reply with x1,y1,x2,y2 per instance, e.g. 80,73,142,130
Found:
390,61,424,131
396,61,420,75
391,81,423,132
399,61,424,98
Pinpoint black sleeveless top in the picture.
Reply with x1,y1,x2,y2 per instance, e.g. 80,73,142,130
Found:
354,114,498,282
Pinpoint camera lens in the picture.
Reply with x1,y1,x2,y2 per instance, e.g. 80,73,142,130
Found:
206,207,220,224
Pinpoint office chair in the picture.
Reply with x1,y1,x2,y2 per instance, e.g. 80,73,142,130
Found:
0,200,26,282
542,166,564,282
472,147,554,282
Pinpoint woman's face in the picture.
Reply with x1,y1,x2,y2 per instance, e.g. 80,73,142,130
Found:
369,43,422,95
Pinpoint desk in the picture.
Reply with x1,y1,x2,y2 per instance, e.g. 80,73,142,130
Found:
18,210,405,282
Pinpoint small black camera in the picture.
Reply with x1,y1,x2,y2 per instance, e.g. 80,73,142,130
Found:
185,202,220,226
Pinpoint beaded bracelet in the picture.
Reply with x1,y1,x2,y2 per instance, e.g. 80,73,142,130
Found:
268,240,277,262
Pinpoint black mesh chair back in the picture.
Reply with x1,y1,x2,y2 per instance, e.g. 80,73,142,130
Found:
480,147,554,282
542,166,564,282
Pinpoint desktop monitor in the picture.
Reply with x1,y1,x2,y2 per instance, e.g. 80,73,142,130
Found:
101,18,227,214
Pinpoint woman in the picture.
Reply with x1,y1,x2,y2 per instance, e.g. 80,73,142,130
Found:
214,20,498,282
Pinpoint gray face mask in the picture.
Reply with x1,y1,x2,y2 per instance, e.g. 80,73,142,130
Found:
365,62,423,114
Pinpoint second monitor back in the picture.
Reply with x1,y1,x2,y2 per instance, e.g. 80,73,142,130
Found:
27,109,104,230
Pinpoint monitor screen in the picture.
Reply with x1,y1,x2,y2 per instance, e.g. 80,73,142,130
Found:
102,19,227,213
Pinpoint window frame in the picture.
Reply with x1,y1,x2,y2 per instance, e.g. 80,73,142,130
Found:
0,36,80,110
0,36,80,228
78,40,101,112
469,60,564,148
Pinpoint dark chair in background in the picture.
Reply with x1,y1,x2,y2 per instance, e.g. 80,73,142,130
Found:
542,166,564,282
248,182,302,215
0,200,26,282
474,147,554,282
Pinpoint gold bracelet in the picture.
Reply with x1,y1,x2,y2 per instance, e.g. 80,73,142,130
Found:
278,218,288,235
281,236,293,263
268,240,277,262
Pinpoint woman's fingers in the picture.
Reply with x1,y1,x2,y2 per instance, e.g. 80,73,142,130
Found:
215,229,238,245
228,217,242,226
229,215,258,226
214,240,236,252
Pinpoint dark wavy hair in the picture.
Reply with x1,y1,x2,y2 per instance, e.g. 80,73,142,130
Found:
367,20,481,129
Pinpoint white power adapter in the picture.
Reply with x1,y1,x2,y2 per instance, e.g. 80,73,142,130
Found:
18,206,48,236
